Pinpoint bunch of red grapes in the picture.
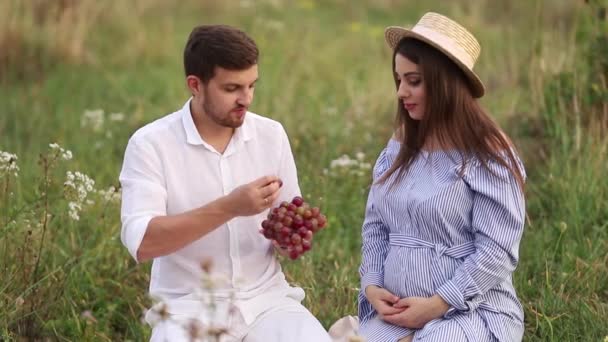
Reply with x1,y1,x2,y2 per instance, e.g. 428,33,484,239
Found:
260,196,327,260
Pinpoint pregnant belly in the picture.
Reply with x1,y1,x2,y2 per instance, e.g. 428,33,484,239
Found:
382,246,461,298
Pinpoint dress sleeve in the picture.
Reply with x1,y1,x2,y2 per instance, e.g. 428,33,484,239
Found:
358,141,396,323
119,137,168,262
436,155,526,315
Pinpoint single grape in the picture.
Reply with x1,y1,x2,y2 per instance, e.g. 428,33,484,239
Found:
304,220,313,230
293,215,304,228
292,196,304,207
289,249,299,260
302,239,312,251
291,234,302,245
297,227,308,238
282,216,293,227
317,214,327,228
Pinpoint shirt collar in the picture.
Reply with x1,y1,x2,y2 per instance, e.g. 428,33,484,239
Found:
181,98,255,148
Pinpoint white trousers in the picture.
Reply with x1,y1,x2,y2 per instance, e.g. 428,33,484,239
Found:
150,304,331,342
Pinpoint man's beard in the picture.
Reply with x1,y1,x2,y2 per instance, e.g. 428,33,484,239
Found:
202,100,245,129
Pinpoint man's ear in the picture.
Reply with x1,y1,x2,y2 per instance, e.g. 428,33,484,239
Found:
186,75,203,97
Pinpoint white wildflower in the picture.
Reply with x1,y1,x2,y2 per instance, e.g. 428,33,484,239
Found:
330,155,358,169
68,201,81,221
184,319,205,340
328,153,371,177
62,150,73,160
144,259,239,338
64,171,96,221
0,151,19,177
81,109,105,131
49,143,73,161
146,301,170,326
109,112,125,122
81,310,97,323
98,186,121,203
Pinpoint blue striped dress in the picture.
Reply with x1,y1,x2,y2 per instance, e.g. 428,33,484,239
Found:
358,139,526,342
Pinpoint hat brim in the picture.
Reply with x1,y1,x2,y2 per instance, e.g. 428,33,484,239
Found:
385,26,485,98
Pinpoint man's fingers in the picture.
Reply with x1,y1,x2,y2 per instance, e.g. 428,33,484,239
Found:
260,180,281,198
265,190,281,207
253,175,280,187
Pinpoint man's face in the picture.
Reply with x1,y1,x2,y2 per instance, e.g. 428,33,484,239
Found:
199,65,258,128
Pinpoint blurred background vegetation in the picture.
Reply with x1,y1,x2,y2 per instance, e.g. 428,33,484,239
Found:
1,0,607,340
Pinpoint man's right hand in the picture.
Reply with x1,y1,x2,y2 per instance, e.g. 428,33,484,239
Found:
365,285,406,319
224,175,282,217
136,175,282,262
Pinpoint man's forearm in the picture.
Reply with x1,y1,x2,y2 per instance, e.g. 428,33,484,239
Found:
136,196,236,262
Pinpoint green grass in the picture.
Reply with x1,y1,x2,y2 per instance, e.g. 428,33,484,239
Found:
1,0,607,340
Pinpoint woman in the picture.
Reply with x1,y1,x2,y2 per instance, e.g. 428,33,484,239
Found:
358,12,526,342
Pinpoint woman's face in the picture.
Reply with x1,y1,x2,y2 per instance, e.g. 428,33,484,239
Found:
395,53,426,120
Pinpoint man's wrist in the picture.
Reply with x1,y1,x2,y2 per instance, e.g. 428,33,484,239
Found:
216,195,238,218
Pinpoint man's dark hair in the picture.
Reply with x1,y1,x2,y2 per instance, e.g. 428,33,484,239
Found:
184,25,258,83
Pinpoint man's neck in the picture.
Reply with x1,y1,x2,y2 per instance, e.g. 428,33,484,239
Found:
191,110,234,154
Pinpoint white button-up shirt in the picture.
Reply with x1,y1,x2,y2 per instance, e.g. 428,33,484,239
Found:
119,99,304,325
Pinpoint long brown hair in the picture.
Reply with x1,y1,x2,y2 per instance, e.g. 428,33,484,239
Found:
379,37,525,190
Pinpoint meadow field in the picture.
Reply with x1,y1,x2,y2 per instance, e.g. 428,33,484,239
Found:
1,0,607,340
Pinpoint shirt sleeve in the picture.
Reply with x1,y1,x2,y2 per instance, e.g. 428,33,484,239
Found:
358,143,394,323
119,137,168,262
275,124,301,202
436,155,526,315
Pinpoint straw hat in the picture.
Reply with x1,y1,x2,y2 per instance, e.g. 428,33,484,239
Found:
385,12,485,98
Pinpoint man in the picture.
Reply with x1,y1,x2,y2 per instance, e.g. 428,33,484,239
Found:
119,25,331,341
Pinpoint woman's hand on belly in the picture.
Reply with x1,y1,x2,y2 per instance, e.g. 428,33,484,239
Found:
383,295,450,329
365,285,406,319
